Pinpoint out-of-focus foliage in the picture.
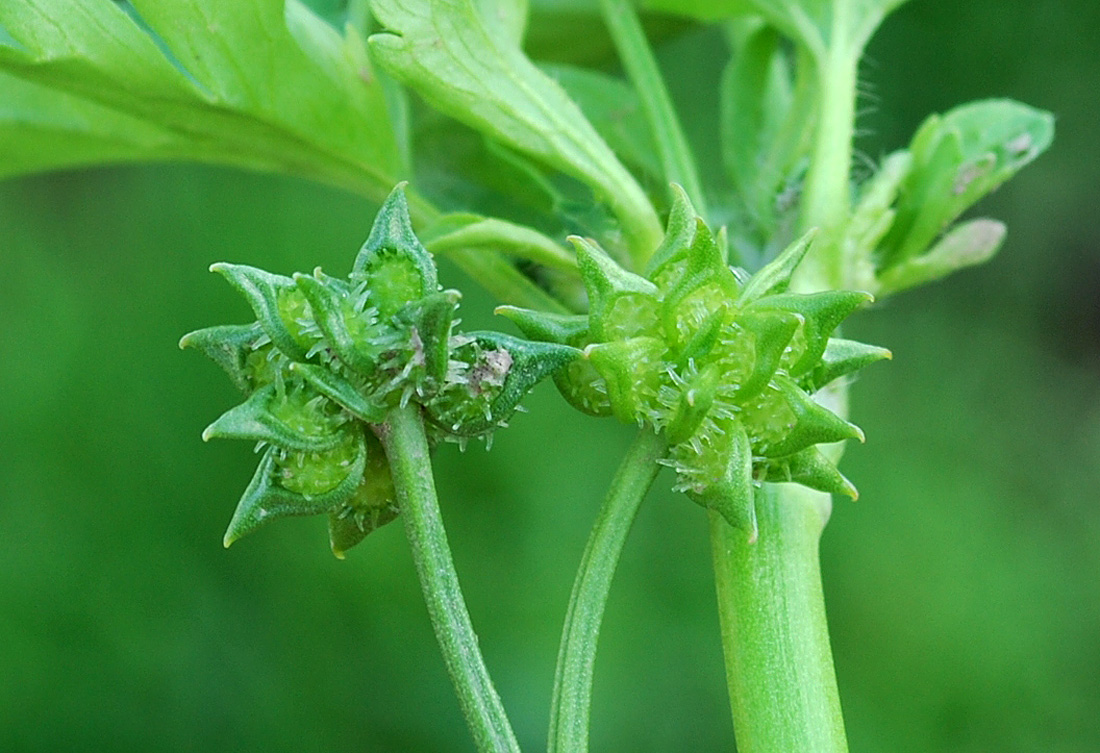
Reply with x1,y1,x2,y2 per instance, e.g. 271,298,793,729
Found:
1,2,1099,752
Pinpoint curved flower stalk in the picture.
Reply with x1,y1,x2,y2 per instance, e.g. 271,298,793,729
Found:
181,184,577,556
503,187,889,543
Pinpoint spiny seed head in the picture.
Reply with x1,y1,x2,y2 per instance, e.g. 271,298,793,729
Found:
513,187,889,538
183,184,579,556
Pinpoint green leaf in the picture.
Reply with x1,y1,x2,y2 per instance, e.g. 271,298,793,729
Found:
637,0,753,21
0,0,402,202
644,0,910,54
758,0,911,57
421,213,578,274
877,218,1007,296
720,24,813,233
476,0,529,43
844,150,912,289
368,0,662,262
540,63,662,180
877,99,1054,272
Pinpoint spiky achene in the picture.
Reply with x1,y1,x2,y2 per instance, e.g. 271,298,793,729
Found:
182,185,577,556
500,188,889,540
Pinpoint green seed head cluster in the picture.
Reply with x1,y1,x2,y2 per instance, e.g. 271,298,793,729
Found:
182,186,577,556
501,189,889,539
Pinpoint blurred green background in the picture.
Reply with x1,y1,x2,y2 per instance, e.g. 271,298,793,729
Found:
2,1,1098,751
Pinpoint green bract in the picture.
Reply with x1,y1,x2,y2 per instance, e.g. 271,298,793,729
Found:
182,185,578,556
501,188,889,541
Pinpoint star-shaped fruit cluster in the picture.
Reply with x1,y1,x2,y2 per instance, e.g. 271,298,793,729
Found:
182,186,577,556
500,189,889,539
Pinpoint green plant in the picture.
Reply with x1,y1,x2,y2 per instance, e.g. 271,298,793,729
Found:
0,1,1053,751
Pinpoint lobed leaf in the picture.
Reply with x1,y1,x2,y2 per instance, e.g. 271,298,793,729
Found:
876,99,1054,274
368,0,661,259
0,0,401,202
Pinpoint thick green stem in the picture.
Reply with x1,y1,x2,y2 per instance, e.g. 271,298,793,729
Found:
379,404,521,753
548,428,668,753
709,483,848,753
599,0,707,218
797,43,859,291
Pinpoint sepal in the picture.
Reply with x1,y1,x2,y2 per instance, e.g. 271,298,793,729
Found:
686,421,758,542
764,447,858,499
644,184,700,281
660,219,738,330
202,384,349,450
584,337,666,424
665,362,722,445
746,289,873,376
351,184,438,317
760,376,864,458
179,323,267,394
736,228,816,305
223,435,368,547
288,362,388,424
426,332,580,436
328,432,399,558
807,338,893,392
732,310,802,400
570,235,659,340
495,306,590,346
210,262,313,361
293,270,382,374
394,290,462,387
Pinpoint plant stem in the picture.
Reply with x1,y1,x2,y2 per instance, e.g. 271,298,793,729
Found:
797,42,859,291
378,403,521,753
709,483,848,753
548,428,668,753
599,0,707,219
